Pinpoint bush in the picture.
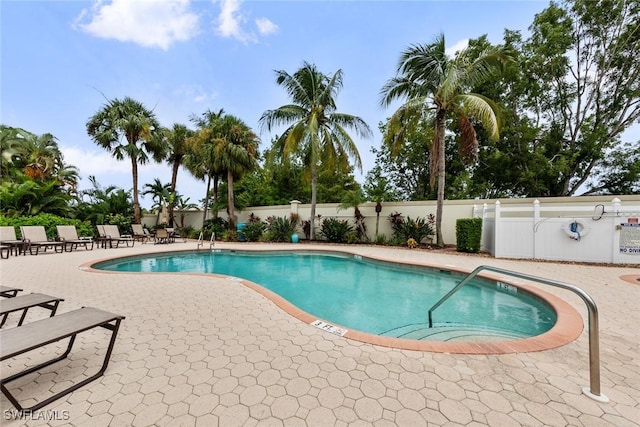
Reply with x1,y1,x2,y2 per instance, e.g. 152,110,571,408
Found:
319,217,353,243
265,216,298,242
456,218,483,253
105,213,134,236
0,213,94,240
243,214,267,242
202,217,228,240
388,212,435,245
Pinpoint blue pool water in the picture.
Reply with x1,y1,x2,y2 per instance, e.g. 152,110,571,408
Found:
95,251,556,341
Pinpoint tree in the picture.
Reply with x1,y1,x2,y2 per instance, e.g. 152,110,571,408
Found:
213,115,259,229
142,178,171,225
260,61,372,240
363,165,398,238
163,123,193,225
86,97,164,223
186,109,227,227
380,34,512,247
511,0,640,195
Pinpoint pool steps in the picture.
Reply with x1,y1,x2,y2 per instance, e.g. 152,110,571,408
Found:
380,323,527,342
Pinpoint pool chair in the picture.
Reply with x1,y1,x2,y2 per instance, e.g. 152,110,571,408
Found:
0,292,64,327
0,245,9,259
101,225,135,248
56,225,94,252
154,228,169,244
0,226,27,256
0,286,22,298
0,307,125,414
131,224,149,244
20,226,64,255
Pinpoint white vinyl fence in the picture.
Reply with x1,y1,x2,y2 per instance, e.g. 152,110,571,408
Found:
475,198,640,264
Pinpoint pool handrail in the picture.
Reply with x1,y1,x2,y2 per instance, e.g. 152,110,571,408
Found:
427,265,608,403
196,232,215,249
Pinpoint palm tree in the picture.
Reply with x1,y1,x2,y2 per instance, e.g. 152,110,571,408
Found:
380,34,512,247
163,123,193,226
259,61,372,240
213,115,259,229
86,96,164,223
186,109,227,227
142,178,171,225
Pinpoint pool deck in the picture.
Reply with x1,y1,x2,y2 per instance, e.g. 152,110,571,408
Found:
0,241,638,426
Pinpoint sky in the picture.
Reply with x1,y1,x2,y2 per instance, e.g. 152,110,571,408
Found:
1,0,554,209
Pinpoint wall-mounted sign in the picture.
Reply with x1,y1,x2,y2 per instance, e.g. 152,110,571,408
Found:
620,220,640,255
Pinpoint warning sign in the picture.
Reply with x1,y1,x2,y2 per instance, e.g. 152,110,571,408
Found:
620,222,640,255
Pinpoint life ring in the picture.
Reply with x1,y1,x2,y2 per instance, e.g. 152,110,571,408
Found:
563,219,590,241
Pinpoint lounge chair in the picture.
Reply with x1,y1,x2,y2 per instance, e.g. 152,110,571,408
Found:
131,224,149,244
56,225,94,252
0,286,22,298
0,245,9,259
154,228,169,244
20,226,64,255
0,226,27,256
101,225,135,248
0,293,64,327
0,307,125,413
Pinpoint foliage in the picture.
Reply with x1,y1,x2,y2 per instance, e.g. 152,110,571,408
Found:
105,213,134,236
259,61,372,239
406,238,418,249
319,217,354,243
264,216,298,242
242,214,267,242
1,126,78,217
201,217,229,240
75,176,133,225
0,213,94,240
387,212,435,245
456,218,483,253
380,33,512,246
220,230,239,242
86,96,164,223
338,189,368,242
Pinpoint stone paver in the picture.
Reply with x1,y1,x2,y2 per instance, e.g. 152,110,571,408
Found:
0,241,638,426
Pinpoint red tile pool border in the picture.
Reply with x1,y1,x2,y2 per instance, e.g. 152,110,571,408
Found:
83,248,584,354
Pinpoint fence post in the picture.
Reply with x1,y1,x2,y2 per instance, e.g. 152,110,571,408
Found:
611,198,622,263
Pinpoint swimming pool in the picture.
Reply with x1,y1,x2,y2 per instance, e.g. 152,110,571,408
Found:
93,250,558,343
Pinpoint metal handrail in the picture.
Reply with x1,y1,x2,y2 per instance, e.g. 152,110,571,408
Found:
427,265,608,402
196,232,215,249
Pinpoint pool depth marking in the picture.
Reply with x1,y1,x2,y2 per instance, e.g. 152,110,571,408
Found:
311,320,349,336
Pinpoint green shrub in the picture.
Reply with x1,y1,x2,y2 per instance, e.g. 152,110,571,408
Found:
243,221,266,242
265,216,298,242
387,212,435,245
0,213,94,239
105,213,134,236
202,217,228,240
319,217,353,243
456,218,483,253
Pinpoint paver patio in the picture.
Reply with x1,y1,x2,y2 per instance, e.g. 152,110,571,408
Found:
0,241,638,426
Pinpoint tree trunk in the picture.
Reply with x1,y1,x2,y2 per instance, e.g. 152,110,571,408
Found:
202,175,211,229
169,159,180,227
435,109,447,248
132,157,141,224
227,169,235,230
310,162,318,240
213,176,219,219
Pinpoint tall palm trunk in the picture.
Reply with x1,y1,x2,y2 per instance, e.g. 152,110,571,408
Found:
131,157,141,224
202,175,211,228
169,160,180,227
213,176,219,219
435,108,447,248
309,162,318,240
227,169,235,229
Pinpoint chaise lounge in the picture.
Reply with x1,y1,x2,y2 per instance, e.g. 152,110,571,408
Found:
20,226,64,255
56,225,94,252
0,307,125,414
99,225,135,248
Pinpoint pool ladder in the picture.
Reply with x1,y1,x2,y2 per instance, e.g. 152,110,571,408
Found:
427,265,608,403
196,232,215,249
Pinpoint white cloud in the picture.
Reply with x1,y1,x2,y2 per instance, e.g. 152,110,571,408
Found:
62,146,131,175
255,17,278,36
74,0,200,50
213,0,277,43
446,39,469,58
